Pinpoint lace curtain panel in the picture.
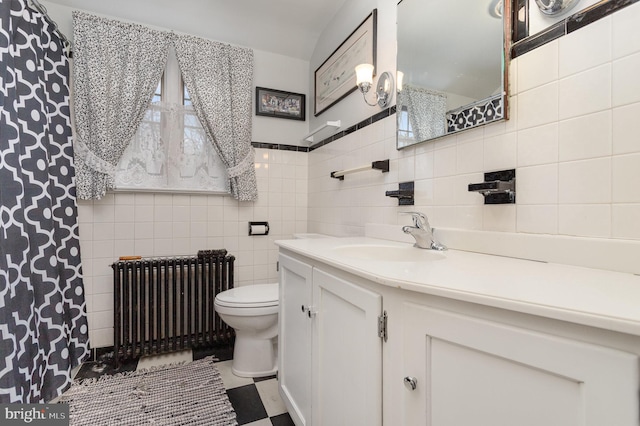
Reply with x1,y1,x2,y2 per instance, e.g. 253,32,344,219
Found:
115,103,229,192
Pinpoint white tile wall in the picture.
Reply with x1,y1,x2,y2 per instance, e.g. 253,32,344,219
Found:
308,1,640,246
79,148,307,348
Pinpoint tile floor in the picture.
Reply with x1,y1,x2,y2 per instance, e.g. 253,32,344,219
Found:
73,346,294,426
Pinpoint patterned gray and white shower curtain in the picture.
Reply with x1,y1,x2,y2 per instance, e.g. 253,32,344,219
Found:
0,0,90,403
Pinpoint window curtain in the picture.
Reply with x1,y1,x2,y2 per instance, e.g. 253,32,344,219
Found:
72,11,171,200
0,0,89,402
397,85,447,142
173,35,258,201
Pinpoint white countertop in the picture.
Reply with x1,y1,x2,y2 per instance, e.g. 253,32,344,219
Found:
275,237,640,336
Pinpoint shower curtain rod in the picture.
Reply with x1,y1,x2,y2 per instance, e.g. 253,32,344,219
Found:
28,0,72,54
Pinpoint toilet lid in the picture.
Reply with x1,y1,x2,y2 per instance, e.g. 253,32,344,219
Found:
215,283,279,308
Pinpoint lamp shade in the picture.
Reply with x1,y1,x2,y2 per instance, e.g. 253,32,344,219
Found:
396,71,404,92
355,63,374,86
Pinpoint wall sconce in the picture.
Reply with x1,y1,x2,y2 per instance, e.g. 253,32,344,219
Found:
396,71,404,92
355,63,394,108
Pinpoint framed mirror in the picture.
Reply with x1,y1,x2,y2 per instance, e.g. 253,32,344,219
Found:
396,0,510,149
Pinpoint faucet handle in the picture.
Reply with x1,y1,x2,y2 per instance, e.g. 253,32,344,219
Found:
400,211,428,228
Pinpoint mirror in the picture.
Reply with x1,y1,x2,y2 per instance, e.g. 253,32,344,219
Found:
396,0,509,148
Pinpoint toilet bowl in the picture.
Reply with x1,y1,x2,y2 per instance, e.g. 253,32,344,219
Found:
214,283,279,378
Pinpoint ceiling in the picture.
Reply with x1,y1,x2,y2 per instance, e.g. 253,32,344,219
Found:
45,0,349,60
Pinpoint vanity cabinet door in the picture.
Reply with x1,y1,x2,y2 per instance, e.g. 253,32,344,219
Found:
402,303,639,426
279,254,313,426
312,268,383,426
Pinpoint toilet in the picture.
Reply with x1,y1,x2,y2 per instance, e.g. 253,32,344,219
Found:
215,234,332,378
214,283,279,378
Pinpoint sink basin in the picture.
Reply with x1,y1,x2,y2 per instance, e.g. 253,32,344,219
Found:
332,244,446,262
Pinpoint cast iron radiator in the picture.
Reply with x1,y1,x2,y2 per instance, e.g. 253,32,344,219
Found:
111,249,235,366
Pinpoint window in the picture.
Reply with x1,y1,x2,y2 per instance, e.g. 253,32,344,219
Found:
114,48,228,193
397,106,414,140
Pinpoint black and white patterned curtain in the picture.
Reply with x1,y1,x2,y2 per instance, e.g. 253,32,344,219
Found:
0,0,90,403
173,35,258,201
72,11,170,200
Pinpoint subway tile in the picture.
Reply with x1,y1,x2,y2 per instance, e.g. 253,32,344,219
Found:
483,204,516,232
113,239,134,257
455,205,484,230
559,17,611,78
77,201,94,223
517,205,558,234
134,205,154,222
612,204,640,239
153,222,172,239
457,139,484,174
517,122,559,167
114,204,135,223
612,153,640,203
135,222,154,239
433,146,457,178
558,157,611,204
518,40,559,92
612,103,640,154
516,164,559,205
92,240,114,259
133,239,153,257
92,203,115,223
558,110,612,161
456,173,485,206
517,82,559,130
114,222,135,240
612,52,640,107
483,132,517,172
558,204,611,238
134,193,154,205
558,64,611,120
433,176,457,206
612,1,640,59
114,193,135,205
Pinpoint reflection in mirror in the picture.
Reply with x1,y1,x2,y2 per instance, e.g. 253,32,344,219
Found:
396,0,509,149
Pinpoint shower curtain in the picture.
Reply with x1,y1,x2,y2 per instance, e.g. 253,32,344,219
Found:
0,0,90,403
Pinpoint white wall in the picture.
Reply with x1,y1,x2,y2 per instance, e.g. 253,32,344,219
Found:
309,2,640,244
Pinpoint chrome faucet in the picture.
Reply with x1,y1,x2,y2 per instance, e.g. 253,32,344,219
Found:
401,212,447,251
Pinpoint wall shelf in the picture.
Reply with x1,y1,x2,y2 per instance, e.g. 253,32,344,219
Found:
303,120,341,144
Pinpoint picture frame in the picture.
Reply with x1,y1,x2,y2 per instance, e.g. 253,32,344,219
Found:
314,9,377,117
255,87,306,121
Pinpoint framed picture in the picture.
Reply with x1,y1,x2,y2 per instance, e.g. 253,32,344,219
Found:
314,9,377,116
255,87,306,121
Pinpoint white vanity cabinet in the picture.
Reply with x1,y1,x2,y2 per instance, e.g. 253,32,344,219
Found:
278,253,383,426
399,301,640,426
276,237,640,426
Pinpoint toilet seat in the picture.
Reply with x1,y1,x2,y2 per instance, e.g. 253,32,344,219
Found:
214,283,278,308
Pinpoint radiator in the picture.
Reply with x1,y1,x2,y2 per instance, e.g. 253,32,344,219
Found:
111,249,235,367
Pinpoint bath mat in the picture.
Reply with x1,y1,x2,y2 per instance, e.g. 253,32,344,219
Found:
59,356,237,425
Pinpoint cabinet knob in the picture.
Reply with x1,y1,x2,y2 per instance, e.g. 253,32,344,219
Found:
404,376,418,391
